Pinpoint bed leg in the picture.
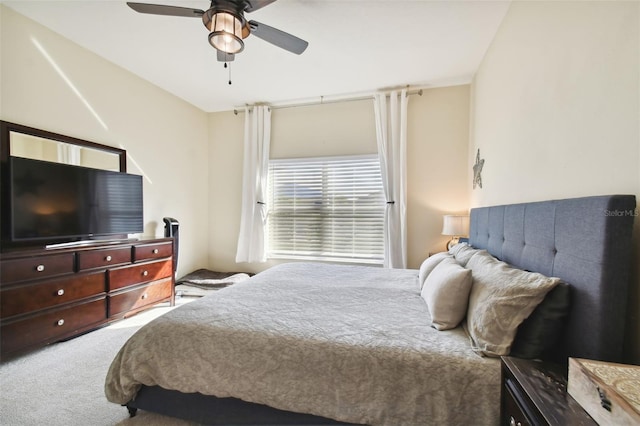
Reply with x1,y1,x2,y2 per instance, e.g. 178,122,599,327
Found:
126,405,138,418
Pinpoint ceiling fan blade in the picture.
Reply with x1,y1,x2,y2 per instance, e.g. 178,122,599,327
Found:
248,20,308,55
127,2,204,17
244,0,278,13
217,50,235,62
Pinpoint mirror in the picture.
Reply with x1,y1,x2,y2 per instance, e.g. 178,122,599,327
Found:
1,121,126,172
9,132,122,171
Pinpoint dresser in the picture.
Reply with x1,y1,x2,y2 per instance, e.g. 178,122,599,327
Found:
0,238,174,360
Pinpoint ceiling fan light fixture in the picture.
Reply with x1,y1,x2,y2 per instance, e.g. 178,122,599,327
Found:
208,11,244,54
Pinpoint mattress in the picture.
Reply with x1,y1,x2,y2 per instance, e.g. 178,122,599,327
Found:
105,262,500,425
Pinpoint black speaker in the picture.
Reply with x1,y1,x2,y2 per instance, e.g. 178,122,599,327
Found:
163,217,179,273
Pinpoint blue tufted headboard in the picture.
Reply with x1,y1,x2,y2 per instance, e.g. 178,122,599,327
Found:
469,195,636,363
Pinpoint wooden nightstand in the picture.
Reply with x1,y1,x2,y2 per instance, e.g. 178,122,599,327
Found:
501,356,597,426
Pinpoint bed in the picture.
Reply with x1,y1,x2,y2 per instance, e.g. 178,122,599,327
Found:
105,195,636,425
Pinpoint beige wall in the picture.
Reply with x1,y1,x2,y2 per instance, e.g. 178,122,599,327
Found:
408,86,470,266
270,100,377,159
207,110,245,272
1,6,210,278
470,1,640,363
208,86,471,273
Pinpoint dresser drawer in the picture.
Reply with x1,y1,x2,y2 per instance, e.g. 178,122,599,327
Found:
77,246,131,271
1,298,106,356
108,259,173,291
503,378,533,426
133,241,173,262
1,253,75,284
1,272,106,319
109,278,173,317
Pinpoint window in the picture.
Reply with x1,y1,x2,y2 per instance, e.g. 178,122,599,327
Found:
267,155,385,264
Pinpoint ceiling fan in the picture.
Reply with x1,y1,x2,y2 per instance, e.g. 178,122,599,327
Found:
127,0,309,62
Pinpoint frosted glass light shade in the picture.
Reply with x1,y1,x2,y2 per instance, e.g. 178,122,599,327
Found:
208,12,244,54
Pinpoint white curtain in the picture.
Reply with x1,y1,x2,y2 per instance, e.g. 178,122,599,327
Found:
373,89,408,269
235,105,271,263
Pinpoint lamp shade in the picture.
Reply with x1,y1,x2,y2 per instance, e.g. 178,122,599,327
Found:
442,215,470,236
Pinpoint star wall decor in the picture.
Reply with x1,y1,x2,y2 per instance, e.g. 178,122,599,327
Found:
473,149,484,189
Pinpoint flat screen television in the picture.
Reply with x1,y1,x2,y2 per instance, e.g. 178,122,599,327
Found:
4,156,143,246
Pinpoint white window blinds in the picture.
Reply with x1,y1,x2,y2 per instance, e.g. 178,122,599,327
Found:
267,155,385,264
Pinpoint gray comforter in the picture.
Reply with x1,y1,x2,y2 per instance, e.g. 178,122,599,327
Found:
105,262,500,425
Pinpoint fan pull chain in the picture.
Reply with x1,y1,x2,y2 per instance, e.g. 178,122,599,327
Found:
225,61,231,85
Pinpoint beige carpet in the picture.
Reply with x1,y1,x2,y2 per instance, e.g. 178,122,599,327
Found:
0,297,199,426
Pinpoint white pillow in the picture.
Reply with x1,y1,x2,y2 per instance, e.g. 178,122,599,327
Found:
463,251,561,357
418,252,451,290
420,257,473,330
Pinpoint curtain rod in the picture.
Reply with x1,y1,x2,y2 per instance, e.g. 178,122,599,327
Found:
233,89,423,115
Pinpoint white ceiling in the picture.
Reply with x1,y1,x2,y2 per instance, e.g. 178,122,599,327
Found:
3,0,511,112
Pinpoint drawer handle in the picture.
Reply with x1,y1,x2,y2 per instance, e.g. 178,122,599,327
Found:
57,319,65,326
509,416,522,426
36,264,45,272
141,293,148,300
105,255,112,262
152,249,159,254
142,270,149,277
57,289,65,296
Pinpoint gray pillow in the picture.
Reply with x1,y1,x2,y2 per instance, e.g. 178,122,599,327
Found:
448,243,481,267
510,282,571,360
421,257,473,330
464,251,561,357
